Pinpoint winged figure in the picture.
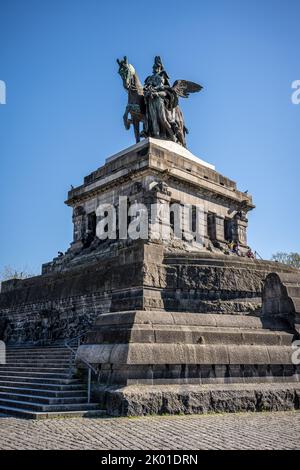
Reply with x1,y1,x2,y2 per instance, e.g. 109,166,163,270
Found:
117,56,203,147
173,80,203,98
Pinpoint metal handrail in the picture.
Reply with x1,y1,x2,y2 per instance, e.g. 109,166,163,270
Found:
65,330,98,404
254,250,263,260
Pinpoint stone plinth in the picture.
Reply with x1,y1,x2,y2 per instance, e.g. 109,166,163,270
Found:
77,310,299,386
59,138,255,262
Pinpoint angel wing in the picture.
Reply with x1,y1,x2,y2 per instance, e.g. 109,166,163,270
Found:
172,80,203,98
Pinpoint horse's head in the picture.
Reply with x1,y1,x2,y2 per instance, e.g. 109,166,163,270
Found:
117,56,136,90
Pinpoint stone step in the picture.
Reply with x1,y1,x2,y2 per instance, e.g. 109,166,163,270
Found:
6,347,70,352
0,391,87,404
0,375,80,385
124,327,295,346
5,353,72,359
7,348,70,352
7,344,70,353
4,363,72,369
0,385,86,397
0,370,73,379
5,353,71,359
4,357,72,363
1,346,99,419
0,380,83,390
0,366,71,373
4,363,72,370
5,355,72,361
0,405,106,420
0,397,101,413
4,357,70,361
6,349,71,358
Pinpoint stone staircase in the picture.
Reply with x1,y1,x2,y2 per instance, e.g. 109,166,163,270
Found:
0,346,105,419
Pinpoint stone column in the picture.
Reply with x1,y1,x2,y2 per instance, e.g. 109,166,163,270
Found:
144,181,171,243
70,206,86,251
215,215,225,242
203,211,210,247
232,211,248,247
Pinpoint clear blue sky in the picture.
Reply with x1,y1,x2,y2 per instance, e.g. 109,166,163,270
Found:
0,0,299,274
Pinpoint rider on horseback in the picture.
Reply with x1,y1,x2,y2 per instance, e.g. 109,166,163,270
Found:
117,55,202,147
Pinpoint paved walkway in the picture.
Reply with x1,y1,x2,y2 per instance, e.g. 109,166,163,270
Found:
0,411,299,450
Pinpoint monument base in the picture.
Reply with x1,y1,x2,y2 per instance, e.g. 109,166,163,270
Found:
1,139,299,418
76,308,300,416
94,383,300,417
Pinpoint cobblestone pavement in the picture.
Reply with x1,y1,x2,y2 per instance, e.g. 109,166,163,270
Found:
0,411,299,450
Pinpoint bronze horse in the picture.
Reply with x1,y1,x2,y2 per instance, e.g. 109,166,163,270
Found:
117,57,146,143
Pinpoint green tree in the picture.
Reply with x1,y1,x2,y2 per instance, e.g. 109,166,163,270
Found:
271,252,300,269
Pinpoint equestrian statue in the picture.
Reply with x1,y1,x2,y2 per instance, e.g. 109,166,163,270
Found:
117,56,203,148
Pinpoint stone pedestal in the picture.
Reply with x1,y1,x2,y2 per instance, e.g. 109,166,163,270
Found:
62,138,255,256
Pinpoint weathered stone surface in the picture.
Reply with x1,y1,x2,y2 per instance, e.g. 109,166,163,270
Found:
77,310,299,387
1,248,297,344
95,383,300,417
80,343,296,367
263,271,300,333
